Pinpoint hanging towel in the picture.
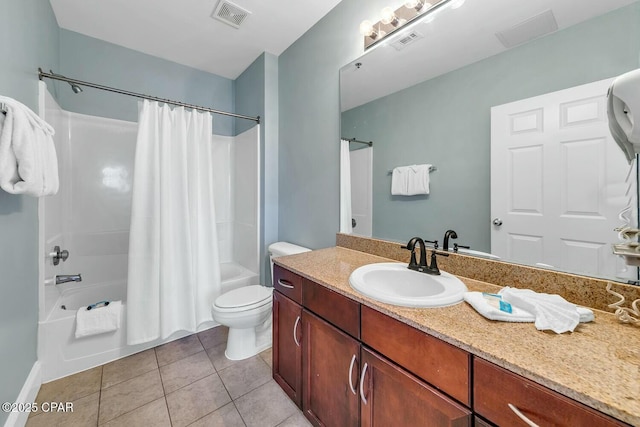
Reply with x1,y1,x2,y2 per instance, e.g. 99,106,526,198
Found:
391,164,431,196
75,301,122,338
464,291,594,327
0,95,59,196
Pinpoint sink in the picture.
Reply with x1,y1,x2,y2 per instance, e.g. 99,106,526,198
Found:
349,262,468,308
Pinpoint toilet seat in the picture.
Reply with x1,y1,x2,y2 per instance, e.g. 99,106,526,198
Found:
213,285,273,313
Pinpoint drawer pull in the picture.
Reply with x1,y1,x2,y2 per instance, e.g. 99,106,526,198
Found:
278,279,295,289
348,354,358,395
508,403,540,427
293,316,301,347
359,362,369,405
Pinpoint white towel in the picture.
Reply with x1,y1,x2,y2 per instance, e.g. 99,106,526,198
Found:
391,164,431,196
0,95,59,196
75,301,122,338
464,290,594,333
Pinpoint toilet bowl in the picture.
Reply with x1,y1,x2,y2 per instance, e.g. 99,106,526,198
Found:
211,241,311,360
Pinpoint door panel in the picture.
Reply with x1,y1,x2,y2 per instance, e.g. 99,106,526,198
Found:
491,78,636,279
273,291,303,408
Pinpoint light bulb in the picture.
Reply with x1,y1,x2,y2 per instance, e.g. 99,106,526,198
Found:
404,0,419,8
359,20,375,36
450,0,466,9
380,7,397,25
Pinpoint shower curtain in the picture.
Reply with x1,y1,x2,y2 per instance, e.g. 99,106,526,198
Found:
340,139,353,234
127,100,221,345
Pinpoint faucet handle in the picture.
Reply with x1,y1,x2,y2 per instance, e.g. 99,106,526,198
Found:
424,239,438,249
453,243,470,253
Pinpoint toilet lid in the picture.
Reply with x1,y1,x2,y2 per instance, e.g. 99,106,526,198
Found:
215,285,273,309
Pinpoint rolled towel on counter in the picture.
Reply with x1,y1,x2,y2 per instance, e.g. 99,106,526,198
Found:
464,290,594,333
75,301,122,338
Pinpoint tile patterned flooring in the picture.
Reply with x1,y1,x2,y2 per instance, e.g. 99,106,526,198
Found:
27,326,312,427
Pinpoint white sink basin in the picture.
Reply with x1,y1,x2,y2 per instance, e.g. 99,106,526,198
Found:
349,262,468,308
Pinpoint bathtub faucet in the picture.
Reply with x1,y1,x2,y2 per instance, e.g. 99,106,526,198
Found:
55,274,82,285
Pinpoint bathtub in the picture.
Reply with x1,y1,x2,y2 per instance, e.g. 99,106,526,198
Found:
38,262,259,382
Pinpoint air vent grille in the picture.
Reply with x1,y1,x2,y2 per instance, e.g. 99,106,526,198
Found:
212,0,251,29
391,30,424,51
495,9,558,49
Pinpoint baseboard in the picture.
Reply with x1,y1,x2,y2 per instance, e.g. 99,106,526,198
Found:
3,362,42,427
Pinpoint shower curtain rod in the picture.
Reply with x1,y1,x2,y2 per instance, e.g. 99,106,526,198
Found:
38,68,260,124
342,137,372,147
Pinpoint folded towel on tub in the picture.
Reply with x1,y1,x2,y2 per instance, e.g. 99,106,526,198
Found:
75,300,122,338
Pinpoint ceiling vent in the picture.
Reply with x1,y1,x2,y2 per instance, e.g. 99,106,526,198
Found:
211,0,251,29
391,30,424,51
495,9,558,49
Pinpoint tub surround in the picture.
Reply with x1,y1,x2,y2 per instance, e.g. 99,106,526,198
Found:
273,245,640,425
337,233,640,313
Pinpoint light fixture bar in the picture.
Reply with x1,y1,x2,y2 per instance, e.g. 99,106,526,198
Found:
362,0,453,50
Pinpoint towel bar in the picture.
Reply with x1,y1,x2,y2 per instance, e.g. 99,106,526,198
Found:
387,165,437,174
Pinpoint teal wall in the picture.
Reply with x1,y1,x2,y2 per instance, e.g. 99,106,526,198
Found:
58,30,236,136
278,0,388,249
341,3,640,250
235,53,279,284
0,0,59,423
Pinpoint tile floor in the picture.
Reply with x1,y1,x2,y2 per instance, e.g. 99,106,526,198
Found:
27,326,312,427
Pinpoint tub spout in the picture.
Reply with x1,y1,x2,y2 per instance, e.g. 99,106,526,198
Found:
55,274,82,285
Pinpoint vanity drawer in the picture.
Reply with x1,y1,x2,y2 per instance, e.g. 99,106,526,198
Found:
361,305,470,406
302,278,360,339
273,264,303,304
474,358,628,427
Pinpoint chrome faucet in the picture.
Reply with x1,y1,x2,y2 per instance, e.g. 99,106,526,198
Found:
56,274,82,285
443,229,458,251
401,237,428,272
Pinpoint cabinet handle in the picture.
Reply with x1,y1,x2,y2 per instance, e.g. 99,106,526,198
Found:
508,403,540,427
348,354,358,395
293,316,301,347
278,279,294,289
359,362,369,405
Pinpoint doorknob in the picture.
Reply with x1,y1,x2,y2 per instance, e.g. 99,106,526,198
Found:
492,218,503,226
352,218,357,228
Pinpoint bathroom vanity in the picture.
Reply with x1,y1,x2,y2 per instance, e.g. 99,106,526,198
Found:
271,246,638,426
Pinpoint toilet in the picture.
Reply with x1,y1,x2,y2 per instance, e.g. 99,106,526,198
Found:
211,241,311,360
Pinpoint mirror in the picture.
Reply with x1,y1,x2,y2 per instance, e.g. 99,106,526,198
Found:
340,0,640,282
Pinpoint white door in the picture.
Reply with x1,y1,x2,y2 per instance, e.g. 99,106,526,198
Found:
491,78,636,280
350,147,373,237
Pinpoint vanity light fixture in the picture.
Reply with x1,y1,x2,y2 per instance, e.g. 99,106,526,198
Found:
360,0,457,50
404,0,433,13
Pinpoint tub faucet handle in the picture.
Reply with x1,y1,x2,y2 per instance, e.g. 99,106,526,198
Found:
51,246,70,266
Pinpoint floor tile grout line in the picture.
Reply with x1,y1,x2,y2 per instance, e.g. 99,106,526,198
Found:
231,400,249,427
96,367,103,426
97,371,165,426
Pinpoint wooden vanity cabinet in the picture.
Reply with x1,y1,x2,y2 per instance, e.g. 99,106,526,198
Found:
474,358,628,427
302,311,360,426
273,290,303,407
360,348,471,427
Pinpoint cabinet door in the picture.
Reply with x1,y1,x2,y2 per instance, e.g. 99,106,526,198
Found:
360,348,471,427
273,291,303,408
302,310,360,427
474,358,628,427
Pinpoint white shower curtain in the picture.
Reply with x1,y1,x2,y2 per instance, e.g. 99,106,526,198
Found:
127,100,221,345
340,139,353,234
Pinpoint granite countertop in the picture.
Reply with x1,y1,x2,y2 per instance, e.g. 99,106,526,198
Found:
274,246,640,426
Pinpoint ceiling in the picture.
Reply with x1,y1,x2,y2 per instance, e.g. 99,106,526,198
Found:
49,0,344,79
341,0,639,111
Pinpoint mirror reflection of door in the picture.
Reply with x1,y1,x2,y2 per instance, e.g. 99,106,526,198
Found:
491,78,638,280
350,147,373,237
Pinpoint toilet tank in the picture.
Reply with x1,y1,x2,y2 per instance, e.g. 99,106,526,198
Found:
268,242,311,285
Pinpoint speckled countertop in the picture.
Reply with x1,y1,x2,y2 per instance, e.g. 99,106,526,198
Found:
274,247,640,426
